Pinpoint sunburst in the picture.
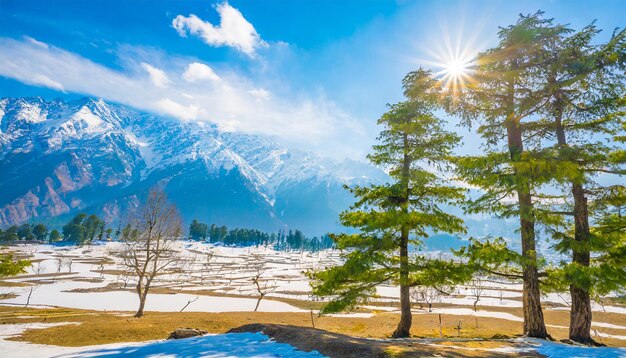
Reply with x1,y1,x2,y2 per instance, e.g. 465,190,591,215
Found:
412,11,485,96
435,55,475,95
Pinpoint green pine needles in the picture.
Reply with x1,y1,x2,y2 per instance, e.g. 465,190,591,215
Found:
309,69,469,338
310,11,625,344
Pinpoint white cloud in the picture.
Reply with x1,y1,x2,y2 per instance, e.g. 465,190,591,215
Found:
155,98,200,120
172,2,266,57
0,37,366,159
141,62,170,88
248,88,269,100
182,62,220,82
31,74,65,91
24,36,48,49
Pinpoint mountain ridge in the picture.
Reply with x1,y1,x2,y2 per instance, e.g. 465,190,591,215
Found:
0,96,387,234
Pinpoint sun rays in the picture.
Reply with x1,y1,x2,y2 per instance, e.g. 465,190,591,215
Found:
411,8,492,96
435,55,475,94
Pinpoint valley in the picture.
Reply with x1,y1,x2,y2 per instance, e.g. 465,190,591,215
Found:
0,242,625,357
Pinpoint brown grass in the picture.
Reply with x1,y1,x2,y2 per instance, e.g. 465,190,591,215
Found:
0,281,31,287
0,305,624,349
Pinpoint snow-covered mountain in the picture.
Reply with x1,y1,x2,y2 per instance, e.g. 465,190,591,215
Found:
0,97,387,234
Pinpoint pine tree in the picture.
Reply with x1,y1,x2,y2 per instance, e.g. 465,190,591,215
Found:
442,12,570,338
310,69,467,338
2,226,19,242
17,224,34,240
83,214,103,243
63,213,87,244
32,223,48,242
49,229,62,243
529,23,626,344
189,219,209,241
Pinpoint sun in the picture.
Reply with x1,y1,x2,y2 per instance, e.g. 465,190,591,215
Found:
414,17,482,96
436,55,474,94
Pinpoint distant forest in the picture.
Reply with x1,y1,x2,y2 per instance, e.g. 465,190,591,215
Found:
0,214,334,252
188,219,334,252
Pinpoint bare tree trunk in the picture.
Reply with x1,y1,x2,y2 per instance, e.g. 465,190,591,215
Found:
135,296,146,318
25,286,35,308
135,281,149,318
134,285,146,318
254,296,263,312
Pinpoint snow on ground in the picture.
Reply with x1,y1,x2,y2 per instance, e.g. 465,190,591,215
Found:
3,285,302,313
1,242,338,313
2,242,626,356
2,241,625,317
0,323,326,358
0,323,90,358
524,338,626,358
58,333,327,358
425,338,626,357
414,307,523,322
2,323,625,358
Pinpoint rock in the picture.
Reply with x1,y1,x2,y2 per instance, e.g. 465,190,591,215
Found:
167,328,208,340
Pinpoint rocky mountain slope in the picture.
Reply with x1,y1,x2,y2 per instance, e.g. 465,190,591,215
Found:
0,97,387,234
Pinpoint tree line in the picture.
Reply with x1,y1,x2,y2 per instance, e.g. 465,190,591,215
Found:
188,219,334,252
0,213,111,245
310,11,625,345
0,214,335,253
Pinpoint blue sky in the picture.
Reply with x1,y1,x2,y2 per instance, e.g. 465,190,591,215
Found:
1,0,625,159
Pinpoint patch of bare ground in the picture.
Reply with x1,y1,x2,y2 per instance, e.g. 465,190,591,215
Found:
2,272,75,280
0,281,30,287
70,277,106,283
64,282,123,293
0,292,18,300
228,323,540,357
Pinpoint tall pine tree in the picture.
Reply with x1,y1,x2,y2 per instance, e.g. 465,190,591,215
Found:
529,23,626,344
310,69,467,338
442,12,571,338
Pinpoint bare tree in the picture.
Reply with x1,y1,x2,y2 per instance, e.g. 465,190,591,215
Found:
411,286,441,312
247,254,275,311
180,295,199,312
200,251,214,283
122,188,182,318
469,276,484,312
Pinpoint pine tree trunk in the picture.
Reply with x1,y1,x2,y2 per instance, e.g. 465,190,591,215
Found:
505,78,548,339
393,233,412,338
392,133,412,339
554,96,594,344
569,183,593,344
519,192,548,338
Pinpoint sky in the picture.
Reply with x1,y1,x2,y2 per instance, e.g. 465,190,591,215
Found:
1,0,625,160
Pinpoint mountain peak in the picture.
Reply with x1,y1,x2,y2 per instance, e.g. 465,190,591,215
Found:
0,97,386,234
